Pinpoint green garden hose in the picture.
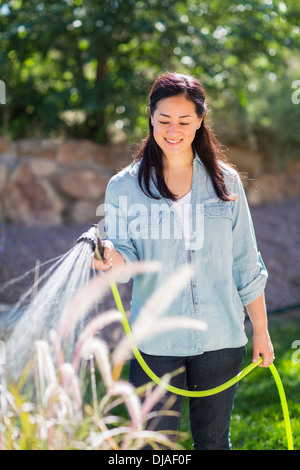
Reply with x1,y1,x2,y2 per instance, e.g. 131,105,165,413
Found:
110,280,294,451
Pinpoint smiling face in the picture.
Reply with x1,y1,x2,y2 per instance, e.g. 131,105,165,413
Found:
151,94,203,165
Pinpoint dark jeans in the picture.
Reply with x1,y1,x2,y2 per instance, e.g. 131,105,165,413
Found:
129,346,245,450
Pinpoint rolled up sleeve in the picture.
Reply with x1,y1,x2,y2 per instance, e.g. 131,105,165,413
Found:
230,175,268,307
104,178,139,281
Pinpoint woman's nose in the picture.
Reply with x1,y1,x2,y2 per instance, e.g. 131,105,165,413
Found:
168,123,180,134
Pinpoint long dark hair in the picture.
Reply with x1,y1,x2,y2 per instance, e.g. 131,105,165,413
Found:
135,72,237,201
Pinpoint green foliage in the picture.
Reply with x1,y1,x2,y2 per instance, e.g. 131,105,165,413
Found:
1,0,300,165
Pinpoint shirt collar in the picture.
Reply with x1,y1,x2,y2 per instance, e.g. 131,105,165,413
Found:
193,153,203,166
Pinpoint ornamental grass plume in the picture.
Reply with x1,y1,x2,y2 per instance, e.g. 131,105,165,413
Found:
35,340,57,386
59,363,82,420
71,309,123,372
1,259,205,450
59,260,161,339
81,336,113,390
1,332,179,449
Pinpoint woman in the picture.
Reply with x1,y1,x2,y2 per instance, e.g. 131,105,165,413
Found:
93,72,274,450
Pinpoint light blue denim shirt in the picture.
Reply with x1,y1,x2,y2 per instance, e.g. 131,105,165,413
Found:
103,155,268,356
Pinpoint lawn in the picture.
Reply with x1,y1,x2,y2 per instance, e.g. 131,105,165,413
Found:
177,311,300,450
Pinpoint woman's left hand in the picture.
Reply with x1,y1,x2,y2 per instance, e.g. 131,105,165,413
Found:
252,330,275,367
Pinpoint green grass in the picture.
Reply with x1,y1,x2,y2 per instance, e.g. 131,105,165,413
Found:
177,313,300,450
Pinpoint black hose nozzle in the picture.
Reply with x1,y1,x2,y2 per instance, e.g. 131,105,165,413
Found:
77,224,104,261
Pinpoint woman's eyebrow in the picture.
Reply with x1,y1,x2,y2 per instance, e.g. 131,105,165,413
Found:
159,113,191,118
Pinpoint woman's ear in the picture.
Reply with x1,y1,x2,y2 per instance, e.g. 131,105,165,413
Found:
197,117,203,129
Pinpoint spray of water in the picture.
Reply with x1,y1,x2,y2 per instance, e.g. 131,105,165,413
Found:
1,226,162,384
4,242,94,381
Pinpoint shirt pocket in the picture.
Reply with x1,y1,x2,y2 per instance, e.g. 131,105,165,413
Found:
203,203,233,256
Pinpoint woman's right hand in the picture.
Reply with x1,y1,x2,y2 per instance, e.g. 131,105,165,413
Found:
91,240,114,271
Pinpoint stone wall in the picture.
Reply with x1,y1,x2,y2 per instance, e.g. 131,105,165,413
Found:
224,146,300,206
0,137,299,226
0,138,137,226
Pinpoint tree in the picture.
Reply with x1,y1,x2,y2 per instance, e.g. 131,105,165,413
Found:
1,0,300,151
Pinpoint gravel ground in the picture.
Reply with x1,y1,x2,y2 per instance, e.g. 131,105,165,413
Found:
0,198,300,315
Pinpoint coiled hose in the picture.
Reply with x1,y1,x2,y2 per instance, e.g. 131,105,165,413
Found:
110,280,294,451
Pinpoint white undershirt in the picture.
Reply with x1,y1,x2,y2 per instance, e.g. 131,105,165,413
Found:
172,190,192,250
